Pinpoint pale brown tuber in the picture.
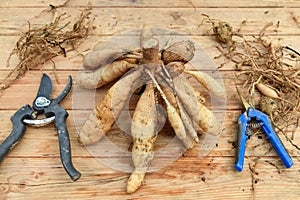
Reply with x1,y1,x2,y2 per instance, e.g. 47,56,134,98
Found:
127,83,158,193
77,60,137,89
78,68,143,145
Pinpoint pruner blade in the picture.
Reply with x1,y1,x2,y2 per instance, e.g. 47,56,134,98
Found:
36,74,53,99
52,75,72,104
33,74,53,112
235,86,252,110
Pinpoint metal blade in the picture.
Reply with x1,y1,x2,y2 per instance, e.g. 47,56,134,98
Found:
52,75,72,104
36,74,53,98
235,86,251,110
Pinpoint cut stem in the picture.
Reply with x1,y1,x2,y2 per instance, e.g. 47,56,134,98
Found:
145,69,187,141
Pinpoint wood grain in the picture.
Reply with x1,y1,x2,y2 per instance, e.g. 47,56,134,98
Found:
1,6,300,36
0,0,300,8
0,0,299,199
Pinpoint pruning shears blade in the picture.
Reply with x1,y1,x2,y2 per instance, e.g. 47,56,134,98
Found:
52,75,72,104
235,86,251,110
36,74,53,99
32,74,53,112
240,94,251,111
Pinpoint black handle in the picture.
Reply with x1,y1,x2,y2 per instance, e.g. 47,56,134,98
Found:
235,114,248,172
45,105,81,181
0,105,33,163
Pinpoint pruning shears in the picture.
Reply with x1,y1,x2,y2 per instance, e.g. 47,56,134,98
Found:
235,87,294,172
0,74,81,181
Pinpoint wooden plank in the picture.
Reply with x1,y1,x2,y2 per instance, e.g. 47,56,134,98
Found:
1,7,300,36
0,106,298,158
0,70,239,113
0,0,300,8
2,34,300,71
0,156,300,199
0,0,299,199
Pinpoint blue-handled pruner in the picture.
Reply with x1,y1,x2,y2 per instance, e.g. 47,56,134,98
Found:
235,87,293,172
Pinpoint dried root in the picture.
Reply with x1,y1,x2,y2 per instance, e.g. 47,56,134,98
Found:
78,68,143,145
161,40,195,64
147,70,187,142
78,27,224,193
2,5,93,91
127,83,158,193
259,96,277,116
184,70,226,98
83,46,142,70
78,109,104,145
161,84,198,148
256,83,279,99
83,49,127,70
173,75,220,135
207,15,300,134
77,60,137,89
202,14,234,44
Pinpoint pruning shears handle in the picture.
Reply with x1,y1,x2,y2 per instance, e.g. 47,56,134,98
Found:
235,113,249,172
45,104,81,181
235,107,293,172
249,108,294,169
0,105,33,163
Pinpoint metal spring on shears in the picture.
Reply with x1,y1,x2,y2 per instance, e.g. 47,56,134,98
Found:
246,122,264,136
247,122,264,129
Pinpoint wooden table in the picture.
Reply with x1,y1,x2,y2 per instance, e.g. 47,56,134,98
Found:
0,0,299,199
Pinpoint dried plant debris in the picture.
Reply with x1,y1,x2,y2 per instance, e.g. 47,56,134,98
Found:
205,15,300,136
259,96,277,116
1,5,93,91
201,14,234,44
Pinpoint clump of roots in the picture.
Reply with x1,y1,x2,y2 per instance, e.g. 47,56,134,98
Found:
1,4,93,91
206,16,300,134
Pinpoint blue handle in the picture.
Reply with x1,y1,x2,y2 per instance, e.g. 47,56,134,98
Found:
248,108,293,169
235,113,249,172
